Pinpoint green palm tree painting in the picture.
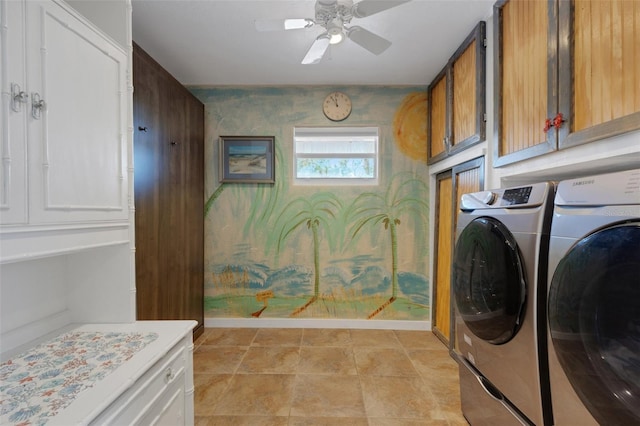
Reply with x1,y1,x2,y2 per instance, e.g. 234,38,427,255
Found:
266,191,343,316
345,172,429,318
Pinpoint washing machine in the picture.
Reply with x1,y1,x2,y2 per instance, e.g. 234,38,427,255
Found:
547,168,640,425
453,182,555,426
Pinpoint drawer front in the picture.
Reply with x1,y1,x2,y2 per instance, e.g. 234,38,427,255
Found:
139,374,185,426
91,340,186,425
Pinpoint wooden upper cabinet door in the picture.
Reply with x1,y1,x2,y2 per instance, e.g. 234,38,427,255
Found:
428,22,486,165
451,22,486,153
494,0,557,167
560,0,640,148
428,71,448,161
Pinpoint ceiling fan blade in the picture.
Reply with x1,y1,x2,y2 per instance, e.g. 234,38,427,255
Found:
302,35,330,64
255,18,314,32
352,0,411,18
347,26,392,55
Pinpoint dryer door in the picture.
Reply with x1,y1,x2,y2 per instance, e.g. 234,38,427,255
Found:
549,222,640,426
453,217,526,345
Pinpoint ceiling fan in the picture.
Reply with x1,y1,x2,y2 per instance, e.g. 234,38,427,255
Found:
255,0,411,64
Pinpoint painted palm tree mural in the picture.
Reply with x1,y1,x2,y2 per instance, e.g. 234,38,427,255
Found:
197,87,431,321
345,172,429,318
266,192,343,316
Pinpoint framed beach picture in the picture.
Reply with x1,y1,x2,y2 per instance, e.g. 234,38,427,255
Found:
219,136,275,183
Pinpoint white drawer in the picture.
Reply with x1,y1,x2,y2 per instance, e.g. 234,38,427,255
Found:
91,338,187,425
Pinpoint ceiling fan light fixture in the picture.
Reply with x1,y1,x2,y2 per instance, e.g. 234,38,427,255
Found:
327,18,345,45
329,31,345,44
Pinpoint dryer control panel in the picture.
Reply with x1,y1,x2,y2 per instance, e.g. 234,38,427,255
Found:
555,168,640,206
460,182,552,211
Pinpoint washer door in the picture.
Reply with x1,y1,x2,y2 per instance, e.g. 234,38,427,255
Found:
549,222,640,426
453,217,526,345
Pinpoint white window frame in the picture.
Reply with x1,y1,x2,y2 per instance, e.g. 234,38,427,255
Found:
293,127,379,186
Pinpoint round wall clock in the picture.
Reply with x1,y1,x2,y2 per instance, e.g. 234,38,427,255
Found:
323,91,352,121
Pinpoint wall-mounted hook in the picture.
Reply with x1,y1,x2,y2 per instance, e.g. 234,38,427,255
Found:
138,126,147,132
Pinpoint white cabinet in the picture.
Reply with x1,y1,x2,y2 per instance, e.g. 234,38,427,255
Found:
1,0,28,225
0,0,135,374
1,321,196,426
1,0,128,252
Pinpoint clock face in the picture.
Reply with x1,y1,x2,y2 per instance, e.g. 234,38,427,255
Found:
323,92,352,121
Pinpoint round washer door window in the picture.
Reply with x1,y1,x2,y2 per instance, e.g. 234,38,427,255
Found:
549,222,640,426
453,216,526,345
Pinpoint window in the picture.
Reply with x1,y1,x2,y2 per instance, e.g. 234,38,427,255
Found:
293,127,379,185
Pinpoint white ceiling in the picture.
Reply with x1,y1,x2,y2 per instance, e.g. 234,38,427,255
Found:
131,0,494,86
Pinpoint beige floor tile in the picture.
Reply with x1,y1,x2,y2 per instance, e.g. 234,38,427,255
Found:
290,375,366,417
368,418,449,425
253,328,303,346
194,374,233,416
444,410,470,425
350,329,402,347
193,345,247,374
237,346,300,374
354,347,419,376
406,349,460,384
193,328,466,424
302,328,352,346
195,415,289,425
289,416,369,425
394,330,445,349
360,375,442,420
298,346,357,375
201,328,258,346
213,374,296,416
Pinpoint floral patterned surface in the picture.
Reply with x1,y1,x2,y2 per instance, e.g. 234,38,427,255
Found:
0,331,158,425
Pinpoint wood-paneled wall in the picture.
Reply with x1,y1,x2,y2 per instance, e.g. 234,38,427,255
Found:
133,43,205,338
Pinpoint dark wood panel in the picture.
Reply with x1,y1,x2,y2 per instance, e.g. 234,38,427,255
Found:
133,42,204,338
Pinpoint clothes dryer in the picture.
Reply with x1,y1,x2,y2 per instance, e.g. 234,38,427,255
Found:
547,169,640,425
453,182,555,426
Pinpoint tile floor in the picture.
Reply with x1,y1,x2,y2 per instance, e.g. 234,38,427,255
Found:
193,328,468,425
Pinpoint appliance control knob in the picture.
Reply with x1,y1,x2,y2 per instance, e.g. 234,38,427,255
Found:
478,191,497,205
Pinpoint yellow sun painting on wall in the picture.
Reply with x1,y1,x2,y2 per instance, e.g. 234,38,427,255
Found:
393,92,428,161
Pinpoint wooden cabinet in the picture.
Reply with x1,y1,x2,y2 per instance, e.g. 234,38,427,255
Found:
433,157,484,347
428,22,486,164
133,43,205,339
493,0,640,167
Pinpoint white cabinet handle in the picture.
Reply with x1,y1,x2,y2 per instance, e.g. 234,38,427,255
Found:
11,84,29,112
31,93,46,120
164,367,175,383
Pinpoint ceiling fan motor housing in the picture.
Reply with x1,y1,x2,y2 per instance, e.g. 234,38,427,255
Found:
315,0,354,26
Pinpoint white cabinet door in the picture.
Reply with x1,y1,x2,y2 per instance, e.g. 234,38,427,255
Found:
0,0,28,225
25,0,128,225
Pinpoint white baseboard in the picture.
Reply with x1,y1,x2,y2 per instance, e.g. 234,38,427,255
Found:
204,318,431,331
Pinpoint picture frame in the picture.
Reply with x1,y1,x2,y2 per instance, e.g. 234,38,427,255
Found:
219,136,275,183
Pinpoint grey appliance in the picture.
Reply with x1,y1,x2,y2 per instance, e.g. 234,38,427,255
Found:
453,182,555,426
547,169,640,425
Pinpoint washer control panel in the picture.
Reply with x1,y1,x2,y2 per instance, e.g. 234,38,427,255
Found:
460,182,552,211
